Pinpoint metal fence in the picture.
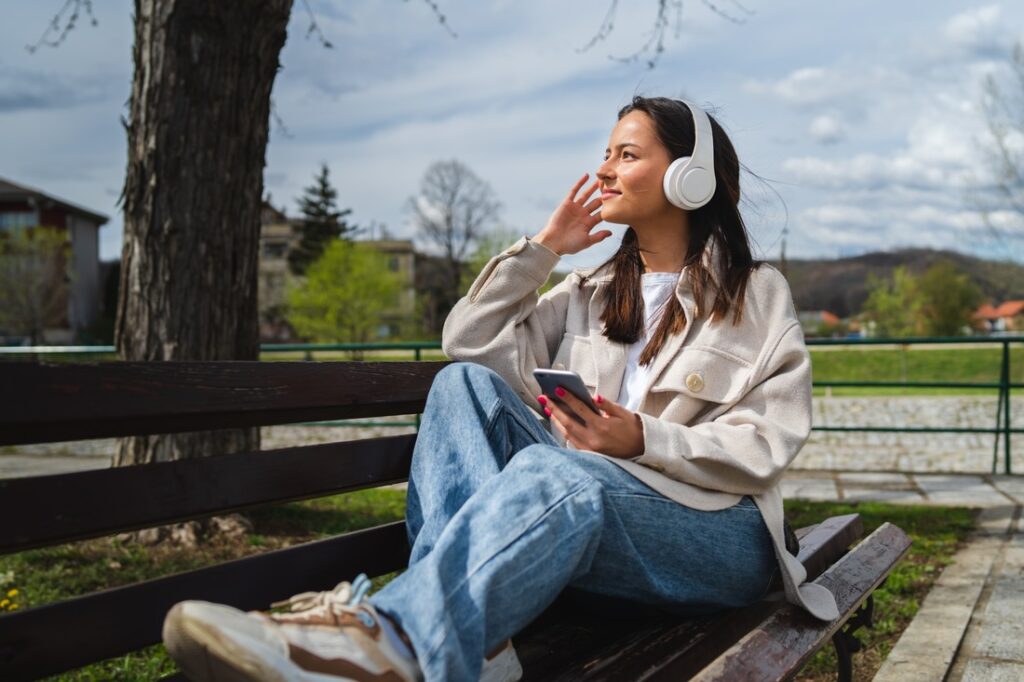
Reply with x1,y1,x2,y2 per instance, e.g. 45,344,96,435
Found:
2,336,1021,472
805,336,1021,474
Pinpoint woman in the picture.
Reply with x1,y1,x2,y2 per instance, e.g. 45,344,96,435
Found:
162,96,838,682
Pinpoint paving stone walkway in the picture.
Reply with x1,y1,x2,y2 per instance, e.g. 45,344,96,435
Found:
781,470,1021,507
796,395,1022,473
783,470,1024,682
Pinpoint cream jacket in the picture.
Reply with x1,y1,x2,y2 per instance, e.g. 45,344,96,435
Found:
442,236,839,621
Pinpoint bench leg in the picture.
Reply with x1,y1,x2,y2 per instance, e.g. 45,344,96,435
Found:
831,594,875,682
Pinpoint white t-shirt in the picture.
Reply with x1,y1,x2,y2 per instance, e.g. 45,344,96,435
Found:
615,272,681,411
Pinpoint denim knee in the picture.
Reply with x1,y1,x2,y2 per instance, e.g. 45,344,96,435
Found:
508,444,602,491
428,362,498,405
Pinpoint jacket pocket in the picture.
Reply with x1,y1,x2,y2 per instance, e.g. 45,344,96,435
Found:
649,347,754,404
551,333,598,390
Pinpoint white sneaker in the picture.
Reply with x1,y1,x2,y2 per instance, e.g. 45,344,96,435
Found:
163,574,422,682
480,640,523,682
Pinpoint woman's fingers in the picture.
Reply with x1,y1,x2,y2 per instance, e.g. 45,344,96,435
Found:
576,180,600,205
595,394,626,416
567,173,590,200
583,198,602,214
545,400,574,439
553,388,593,423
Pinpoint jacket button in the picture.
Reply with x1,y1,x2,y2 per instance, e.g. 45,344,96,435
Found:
685,373,704,393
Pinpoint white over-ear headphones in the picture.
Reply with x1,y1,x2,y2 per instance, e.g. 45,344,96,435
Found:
662,100,716,210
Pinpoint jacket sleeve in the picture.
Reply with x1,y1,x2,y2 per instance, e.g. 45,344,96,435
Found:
634,320,812,496
442,236,572,406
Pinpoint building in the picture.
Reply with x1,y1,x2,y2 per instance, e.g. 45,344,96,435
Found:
797,309,842,338
370,239,417,338
0,176,108,343
258,202,301,341
974,301,1024,333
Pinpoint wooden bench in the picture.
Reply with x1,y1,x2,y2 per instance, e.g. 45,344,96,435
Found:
0,361,911,681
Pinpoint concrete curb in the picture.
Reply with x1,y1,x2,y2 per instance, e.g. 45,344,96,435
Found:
874,506,1019,682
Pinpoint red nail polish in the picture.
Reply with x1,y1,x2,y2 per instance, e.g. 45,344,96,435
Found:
555,387,566,397
537,395,547,405
596,395,604,404
544,407,552,417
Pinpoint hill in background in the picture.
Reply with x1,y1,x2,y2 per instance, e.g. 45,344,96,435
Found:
771,249,1024,318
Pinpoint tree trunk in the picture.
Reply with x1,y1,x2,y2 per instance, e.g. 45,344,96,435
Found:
115,0,293,466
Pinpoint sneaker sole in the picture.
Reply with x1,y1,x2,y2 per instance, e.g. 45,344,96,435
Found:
480,642,523,682
164,602,296,682
164,602,412,682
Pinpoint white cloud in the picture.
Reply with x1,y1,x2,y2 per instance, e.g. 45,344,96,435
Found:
808,114,844,144
943,5,1003,52
742,4,1024,262
789,202,997,259
743,64,904,110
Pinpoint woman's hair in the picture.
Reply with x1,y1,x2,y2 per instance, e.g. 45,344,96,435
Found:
596,96,760,366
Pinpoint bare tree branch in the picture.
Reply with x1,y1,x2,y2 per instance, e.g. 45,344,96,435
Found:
300,0,333,48
616,0,683,70
409,160,500,311
580,0,751,69
404,0,458,38
26,0,98,53
701,0,753,24
576,0,621,54
979,43,1024,256
269,98,294,139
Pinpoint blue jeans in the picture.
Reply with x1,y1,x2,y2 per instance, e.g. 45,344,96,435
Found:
370,363,776,681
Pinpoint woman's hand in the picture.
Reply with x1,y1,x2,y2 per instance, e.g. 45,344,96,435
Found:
538,388,644,459
533,173,612,256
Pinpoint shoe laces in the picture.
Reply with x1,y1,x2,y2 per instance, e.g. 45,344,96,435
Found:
271,573,372,615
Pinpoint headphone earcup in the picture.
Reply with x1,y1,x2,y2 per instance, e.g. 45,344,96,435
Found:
663,156,715,210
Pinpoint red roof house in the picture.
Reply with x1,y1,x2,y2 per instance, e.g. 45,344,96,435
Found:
974,300,1024,332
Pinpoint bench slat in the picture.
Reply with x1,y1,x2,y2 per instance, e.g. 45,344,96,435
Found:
0,435,416,555
693,522,912,681
794,513,863,582
0,361,446,445
0,522,410,682
516,514,866,680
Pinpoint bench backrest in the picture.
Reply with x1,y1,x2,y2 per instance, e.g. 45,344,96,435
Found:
0,360,878,681
0,361,447,681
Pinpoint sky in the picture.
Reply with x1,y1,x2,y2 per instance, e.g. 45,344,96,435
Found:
2,0,1023,270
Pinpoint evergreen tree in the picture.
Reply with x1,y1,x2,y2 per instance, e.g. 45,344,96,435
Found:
288,164,358,275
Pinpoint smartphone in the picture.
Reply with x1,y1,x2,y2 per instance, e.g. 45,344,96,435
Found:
532,368,601,424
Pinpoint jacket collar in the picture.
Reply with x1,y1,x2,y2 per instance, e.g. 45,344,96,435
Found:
578,238,725,400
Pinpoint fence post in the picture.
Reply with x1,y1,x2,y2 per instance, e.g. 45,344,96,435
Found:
1004,341,1012,475
415,344,422,430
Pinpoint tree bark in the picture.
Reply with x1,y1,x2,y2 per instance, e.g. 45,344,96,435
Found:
115,0,293,465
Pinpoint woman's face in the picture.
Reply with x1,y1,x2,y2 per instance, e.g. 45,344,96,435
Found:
597,110,677,226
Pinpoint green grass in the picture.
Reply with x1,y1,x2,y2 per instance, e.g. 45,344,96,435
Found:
0,488,409,681
785,500,976,681
1,493,973,681
811,386,1000,397
271,345,1021,396
810,346,1023,387
258,350,447,362
7,345,1021,397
